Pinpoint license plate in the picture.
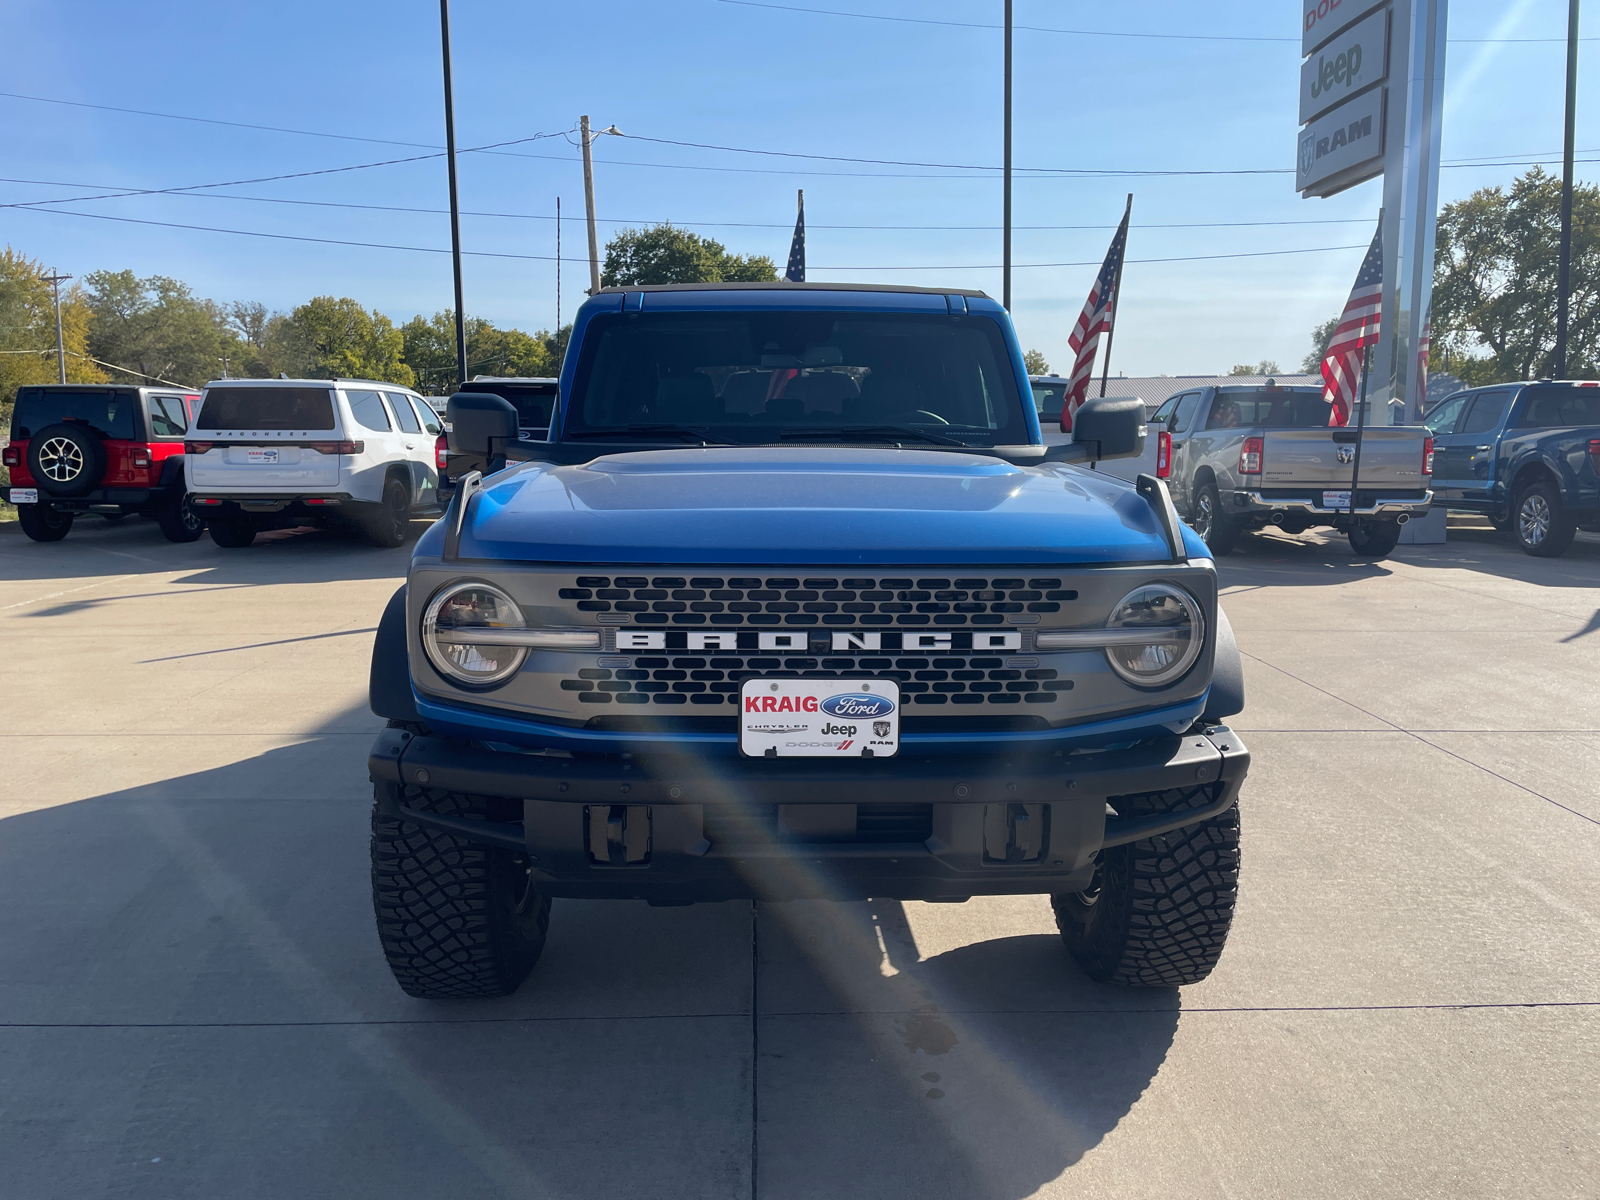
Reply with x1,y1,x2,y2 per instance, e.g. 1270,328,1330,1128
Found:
9,488,37,504
740,678,900,758
1322,490,1351,509
246,449,279,464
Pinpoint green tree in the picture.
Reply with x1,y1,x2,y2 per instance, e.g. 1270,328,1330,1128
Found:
1432,166,1600,381
1301,317,1340,374
1023,349,1050,375
1228,359,1282,376
400,311,570,392
83,270,230,387
276,296,414,386
602,224,778,286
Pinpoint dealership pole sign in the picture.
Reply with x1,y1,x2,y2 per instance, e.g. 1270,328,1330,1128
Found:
1297,0,1389,197
1295,0,1448,422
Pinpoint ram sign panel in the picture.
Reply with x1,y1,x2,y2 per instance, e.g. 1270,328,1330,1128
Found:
1302,0,1385,56
1299,6,1388,124
1296,86,1385,196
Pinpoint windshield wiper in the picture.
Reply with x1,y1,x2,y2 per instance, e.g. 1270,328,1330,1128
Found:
777,424,974,447
566,424,735,444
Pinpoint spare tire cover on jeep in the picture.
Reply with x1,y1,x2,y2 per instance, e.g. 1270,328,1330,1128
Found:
27,422,107,498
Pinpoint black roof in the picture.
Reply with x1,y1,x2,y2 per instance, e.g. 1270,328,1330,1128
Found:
594,281,990,298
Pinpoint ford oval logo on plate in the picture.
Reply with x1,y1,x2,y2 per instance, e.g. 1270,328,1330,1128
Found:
820,692,896,718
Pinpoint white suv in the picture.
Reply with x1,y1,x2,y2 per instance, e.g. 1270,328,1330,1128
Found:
184,378,446,548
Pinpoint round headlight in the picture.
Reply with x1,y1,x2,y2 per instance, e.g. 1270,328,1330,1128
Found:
1102,584,1205,688
422,582,529,687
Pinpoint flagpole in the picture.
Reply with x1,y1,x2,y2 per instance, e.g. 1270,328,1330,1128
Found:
1002,0,1013,310
1098,193,1132,398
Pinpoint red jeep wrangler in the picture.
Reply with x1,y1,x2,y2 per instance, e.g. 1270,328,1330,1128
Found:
4,384,204,543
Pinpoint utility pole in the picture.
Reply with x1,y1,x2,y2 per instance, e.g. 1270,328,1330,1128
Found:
42,270,71,384
556,196,562,332
1002,0,1013,311
1556,0,1581,378
439,0,468,388
580,115,601,294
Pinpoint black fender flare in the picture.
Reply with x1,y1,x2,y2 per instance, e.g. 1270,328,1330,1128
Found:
370,584,422,724
157,454,186,492
1202,604,1245,721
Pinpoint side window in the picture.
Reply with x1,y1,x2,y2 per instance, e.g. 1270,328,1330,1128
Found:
1423,393,1467,435
387,391,422,433
146,394,189,438
1460,391,1511,436
408,396,441,435
346,389,391,432
1150,396,1181,427
1173,392,1202,432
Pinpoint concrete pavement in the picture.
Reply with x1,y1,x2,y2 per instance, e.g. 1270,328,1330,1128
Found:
0,515,1596,1198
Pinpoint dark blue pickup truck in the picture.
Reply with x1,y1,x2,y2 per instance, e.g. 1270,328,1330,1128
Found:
1422,381,1600,556
366,282,1248,1000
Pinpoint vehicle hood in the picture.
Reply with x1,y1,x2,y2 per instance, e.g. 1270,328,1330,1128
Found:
443,447,1201,565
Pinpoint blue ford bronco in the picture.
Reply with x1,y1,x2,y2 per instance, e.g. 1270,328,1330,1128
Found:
367,283,1248,998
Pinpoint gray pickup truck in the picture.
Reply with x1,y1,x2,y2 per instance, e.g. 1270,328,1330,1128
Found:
1108,383,1434,558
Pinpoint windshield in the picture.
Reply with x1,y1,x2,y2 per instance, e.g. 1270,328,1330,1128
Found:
196,386,336,431
564,311,1031,445
11,388,138,440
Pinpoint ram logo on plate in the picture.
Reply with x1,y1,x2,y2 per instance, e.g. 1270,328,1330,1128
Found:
820,692,895,719
740,678,900,758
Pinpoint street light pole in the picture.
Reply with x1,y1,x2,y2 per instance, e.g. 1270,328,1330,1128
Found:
1555,0,1581,378
1002,0,1013,311
581,115,601,295
42,271,71,384
439,0,468,389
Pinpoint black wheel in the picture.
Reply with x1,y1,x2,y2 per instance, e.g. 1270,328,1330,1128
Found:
1513,480,1576,557
27,423,106,498
1190,481,1239,555
17,504,74,543
1052,786,1240,987
1347,518,1402,558
207,513,256,548
371,784,551,999
158,492,205,543
368,477,411,548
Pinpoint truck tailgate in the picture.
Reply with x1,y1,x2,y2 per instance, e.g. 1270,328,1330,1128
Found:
1262,429,1427,488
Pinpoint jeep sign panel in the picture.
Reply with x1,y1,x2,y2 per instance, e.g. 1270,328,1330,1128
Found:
1296,86,1384,196
1299,6,1388,125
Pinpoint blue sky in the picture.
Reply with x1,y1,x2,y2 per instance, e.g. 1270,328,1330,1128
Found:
1,0,1593,377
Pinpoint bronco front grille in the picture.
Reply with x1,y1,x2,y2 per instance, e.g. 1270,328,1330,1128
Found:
555,575,1077,627
559,654,1072,707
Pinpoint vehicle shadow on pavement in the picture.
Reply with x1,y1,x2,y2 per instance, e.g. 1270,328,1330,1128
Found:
756,897,1180,1198
0,730,1179,1199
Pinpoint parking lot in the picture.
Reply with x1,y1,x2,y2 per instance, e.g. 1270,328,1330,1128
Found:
1,515,1597,1199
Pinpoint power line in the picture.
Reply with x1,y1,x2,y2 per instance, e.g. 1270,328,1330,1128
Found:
13,203,1378,271
714,0,1598,43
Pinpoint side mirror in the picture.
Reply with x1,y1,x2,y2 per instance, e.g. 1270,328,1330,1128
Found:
1072,398,1146,461
446,392,519,458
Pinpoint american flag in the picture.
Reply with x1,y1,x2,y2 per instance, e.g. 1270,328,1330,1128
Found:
1062,205,1130,429
785,189,805,283
1322,224,1383,425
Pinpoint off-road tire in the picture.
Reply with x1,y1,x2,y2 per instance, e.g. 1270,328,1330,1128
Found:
1190,481,1239,555
1514,480,1576,558
208,513,256,548
17,504,73,542
1347,518,1402,558
371,783,551,999
27,422,106,498
1052,785,1240,987
368,477,411,548
158,492,205,543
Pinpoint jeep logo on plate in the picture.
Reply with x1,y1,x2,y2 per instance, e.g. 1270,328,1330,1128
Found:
820,693,895,719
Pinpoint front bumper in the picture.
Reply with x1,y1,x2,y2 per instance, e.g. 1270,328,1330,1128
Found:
1234,488,1433,519
368,724,1249,902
